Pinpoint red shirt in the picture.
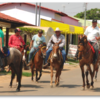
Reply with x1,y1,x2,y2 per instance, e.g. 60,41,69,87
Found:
8,35,25,48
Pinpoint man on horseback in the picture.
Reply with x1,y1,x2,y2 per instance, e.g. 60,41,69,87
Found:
43,27,66,69
0,29,5,70
75,19,100,64
27,29,46,66
8,28,25,49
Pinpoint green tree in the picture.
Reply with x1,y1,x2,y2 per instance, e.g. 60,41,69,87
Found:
74,8,100,19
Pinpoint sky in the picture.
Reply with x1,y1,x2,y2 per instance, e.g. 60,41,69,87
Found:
1,2,100,17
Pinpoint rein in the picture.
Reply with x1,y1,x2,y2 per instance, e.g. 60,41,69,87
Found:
38,46,46,58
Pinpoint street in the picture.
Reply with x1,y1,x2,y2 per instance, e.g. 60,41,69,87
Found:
0,63,100,96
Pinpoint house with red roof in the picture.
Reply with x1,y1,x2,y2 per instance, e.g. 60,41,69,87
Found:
0,2,79,26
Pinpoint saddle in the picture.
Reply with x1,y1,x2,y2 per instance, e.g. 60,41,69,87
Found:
32,48,39,60
0,47,10,58
88,42,95,54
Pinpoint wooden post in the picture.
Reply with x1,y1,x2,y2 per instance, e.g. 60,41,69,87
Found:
24,34,27,44
0,27,2,30
6,28,9,47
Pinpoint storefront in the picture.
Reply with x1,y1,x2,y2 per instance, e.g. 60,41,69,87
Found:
40,19,84,54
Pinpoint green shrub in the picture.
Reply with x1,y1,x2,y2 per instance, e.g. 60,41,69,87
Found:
18,27,45,35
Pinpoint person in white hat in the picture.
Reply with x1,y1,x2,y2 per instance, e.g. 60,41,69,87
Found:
43,27,66,69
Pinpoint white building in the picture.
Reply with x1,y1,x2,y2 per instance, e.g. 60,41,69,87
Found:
0,3,67,26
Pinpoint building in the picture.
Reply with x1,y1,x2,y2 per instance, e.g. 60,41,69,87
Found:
0,3,68,26
0,2,84,54
0,12,32,47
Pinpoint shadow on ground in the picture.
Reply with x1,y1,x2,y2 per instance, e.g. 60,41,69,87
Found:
59,84,81,88
92,88,100,92
22,84,43,89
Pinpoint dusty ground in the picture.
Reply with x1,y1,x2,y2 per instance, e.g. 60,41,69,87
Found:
0,62,79,84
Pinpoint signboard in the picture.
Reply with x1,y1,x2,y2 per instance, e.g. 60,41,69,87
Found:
67,44,77,59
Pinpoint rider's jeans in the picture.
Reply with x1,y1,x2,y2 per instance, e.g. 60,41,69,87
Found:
28,47,35,62
44,47,66,64
90,42,98,63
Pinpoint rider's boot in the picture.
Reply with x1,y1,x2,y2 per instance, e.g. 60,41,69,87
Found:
27,59,32,66
43,62,50,69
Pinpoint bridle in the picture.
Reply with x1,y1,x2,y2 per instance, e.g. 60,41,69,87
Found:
38,45,46,58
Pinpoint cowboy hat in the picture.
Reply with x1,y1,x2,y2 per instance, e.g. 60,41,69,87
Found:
55,27,61,32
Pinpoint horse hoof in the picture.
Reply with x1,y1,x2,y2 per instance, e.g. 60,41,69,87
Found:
82,87,85,90
87,85,90,89
95,79,97,82
90,86,94,89
16,89,20,92
55,83,59,87
50,84,53,88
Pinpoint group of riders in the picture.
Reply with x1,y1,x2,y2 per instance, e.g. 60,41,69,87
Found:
0,19,100,71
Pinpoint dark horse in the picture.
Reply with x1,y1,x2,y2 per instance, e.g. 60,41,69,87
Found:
78,36,99,90
31,43,46,82
1,47,22,91
49,40,63,87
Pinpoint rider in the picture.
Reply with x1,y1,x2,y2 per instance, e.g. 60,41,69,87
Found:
27,29,46,66
8,28,25,49
43,27,66,68
75,19,100,64
0,28,4,71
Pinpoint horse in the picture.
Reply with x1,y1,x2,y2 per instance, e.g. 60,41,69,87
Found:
18,45,29,70
78,36,99,90
49,40,63,87
1,47,22,91
31,43,47,82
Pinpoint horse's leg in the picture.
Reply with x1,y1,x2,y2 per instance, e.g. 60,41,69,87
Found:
57,68,62,86
16,60,22,92
50,65,53,87
37,70,42,81
36,69,38,82
88,65,94,89
95,64,99,81
55,69,58,86
10,68,15,87
86,67,90,89
80,65,85,90
31,65,33,81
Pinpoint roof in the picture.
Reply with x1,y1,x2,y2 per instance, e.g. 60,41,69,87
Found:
0,2,68,16
66,16,79,21
0,12,33,25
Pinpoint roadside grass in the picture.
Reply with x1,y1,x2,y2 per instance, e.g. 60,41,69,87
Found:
0,70,32,77
66,59,79,65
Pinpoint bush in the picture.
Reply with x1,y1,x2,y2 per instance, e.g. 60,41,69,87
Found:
19,27,45,35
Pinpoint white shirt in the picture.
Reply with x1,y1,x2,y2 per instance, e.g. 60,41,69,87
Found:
84,26,100,42
47,34,65,49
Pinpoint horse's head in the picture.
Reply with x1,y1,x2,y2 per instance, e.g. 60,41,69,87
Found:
39,43,47,58
19,45,29,61
51,40,62,58
78,35,88,52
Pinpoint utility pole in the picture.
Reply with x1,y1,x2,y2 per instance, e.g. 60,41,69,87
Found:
35,3,38,26
38,3,41,26
84,3,87,30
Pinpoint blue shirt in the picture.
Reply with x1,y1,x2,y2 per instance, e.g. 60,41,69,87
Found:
32,34,46,48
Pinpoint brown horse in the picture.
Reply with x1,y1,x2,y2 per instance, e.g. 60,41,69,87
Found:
9,45,29,87
49,40,63,87
31,43,46,82
78,36,99,90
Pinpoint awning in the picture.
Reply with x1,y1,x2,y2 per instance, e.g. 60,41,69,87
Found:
40,19,84,34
